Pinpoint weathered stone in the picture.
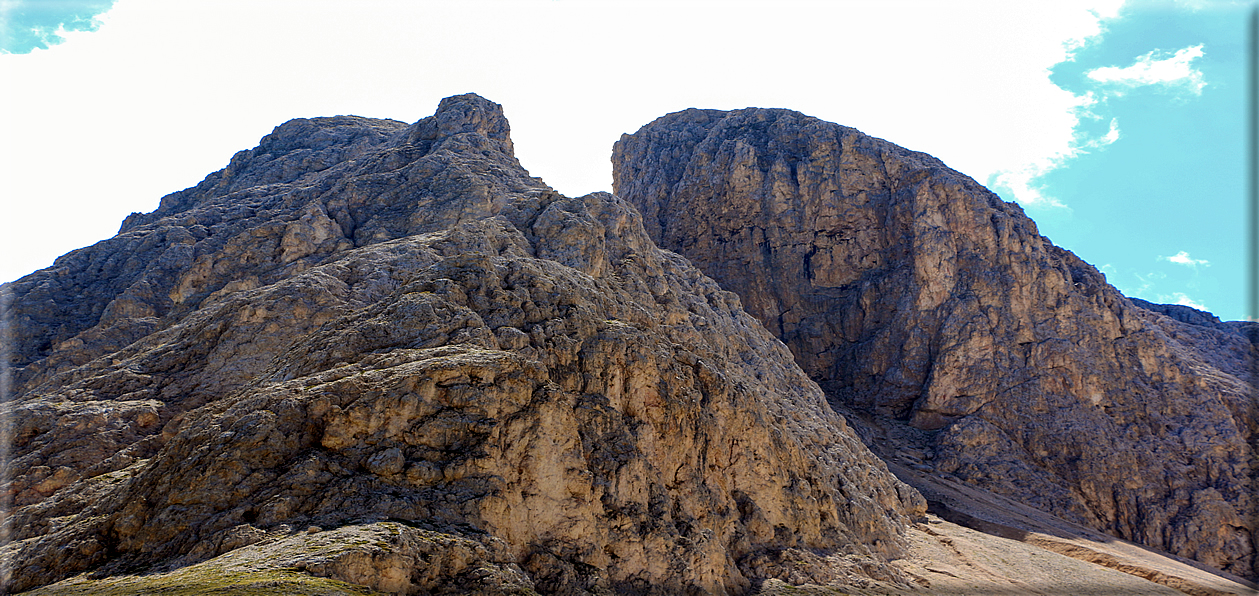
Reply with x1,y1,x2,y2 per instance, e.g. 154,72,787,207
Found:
2,95,922,594
613,105,1257,580
10,92,1254,594
22,522,535,595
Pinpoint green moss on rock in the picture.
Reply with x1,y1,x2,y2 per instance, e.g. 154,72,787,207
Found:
22,568,385,596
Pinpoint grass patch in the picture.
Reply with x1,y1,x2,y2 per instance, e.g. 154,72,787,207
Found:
22,568,385,595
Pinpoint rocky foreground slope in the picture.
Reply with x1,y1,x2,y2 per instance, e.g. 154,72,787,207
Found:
2,95,925,594
613,107,1258,580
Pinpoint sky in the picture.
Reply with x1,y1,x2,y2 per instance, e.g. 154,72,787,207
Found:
0,0,1252,321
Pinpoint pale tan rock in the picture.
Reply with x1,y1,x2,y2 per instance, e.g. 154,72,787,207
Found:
280,202,342,263
22,522,535,595
3,95,922,594
752,505,1258,596
613,106,1257,580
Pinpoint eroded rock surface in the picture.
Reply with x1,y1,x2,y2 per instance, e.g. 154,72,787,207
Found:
613,106,1257,579
2,95,923,594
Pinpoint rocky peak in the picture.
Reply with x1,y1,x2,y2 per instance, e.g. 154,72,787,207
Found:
1131,297,1227,328
257,115,406,155
614,105,1258,580
2,95,924,594
405,92,515,154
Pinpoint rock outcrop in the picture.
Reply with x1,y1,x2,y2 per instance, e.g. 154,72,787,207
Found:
612,107,1257,580
2,95,925,594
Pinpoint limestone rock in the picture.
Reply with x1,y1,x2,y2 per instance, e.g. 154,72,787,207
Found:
613,106,1257,579
24,522,535,595
2,95,922,594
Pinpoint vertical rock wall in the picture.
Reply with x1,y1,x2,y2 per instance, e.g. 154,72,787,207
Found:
613,106,1257,579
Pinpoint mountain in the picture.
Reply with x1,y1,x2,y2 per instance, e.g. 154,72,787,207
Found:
612,106,1258,581
2,95,923,594
2,94,1255,595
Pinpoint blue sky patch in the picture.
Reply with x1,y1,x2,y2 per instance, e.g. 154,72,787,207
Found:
1014,3,1249,320
1,0,118,54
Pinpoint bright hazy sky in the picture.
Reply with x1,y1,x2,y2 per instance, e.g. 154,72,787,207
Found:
0,0,1251,321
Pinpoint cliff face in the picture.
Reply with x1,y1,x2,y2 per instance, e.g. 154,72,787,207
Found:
612,107,1257,579
1,95,924,594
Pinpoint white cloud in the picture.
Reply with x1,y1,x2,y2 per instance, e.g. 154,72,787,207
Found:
1091,118,1121,147
1168,292,1209,311
1086,45,1207,95
1124,271,1166,299
0,0,1136,281
990,167,1070,210
991,39,1210,209
988,95,1120,209
1159,251,1210,267
1117,271,1212,313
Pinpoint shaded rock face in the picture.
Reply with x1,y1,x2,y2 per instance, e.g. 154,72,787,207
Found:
2,95,923,594
612,107,1257,579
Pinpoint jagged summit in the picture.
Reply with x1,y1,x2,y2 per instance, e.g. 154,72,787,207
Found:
407,93,515,152
3,95,923,595
119,93,521,236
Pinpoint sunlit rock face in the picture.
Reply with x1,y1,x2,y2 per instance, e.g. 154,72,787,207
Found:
2,94,924,595
613,106,1257,580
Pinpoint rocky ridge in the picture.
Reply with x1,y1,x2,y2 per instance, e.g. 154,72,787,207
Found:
2,95,924,594
612,106,1258,580
2,94,1255,595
